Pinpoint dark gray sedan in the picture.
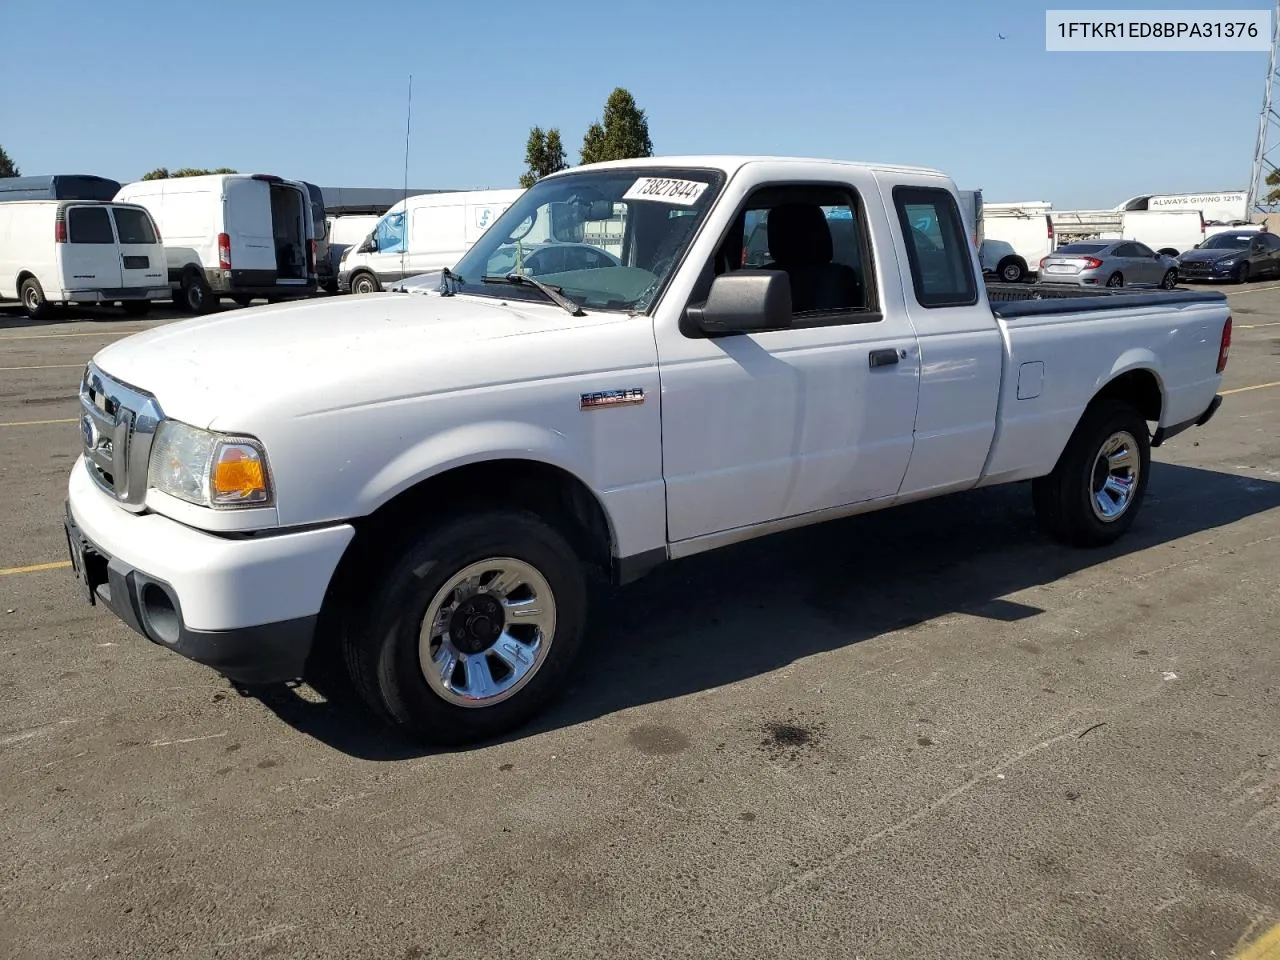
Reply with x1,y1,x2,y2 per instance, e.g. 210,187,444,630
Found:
1037,240,1179,289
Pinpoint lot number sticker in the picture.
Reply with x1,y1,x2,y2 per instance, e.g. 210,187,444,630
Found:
623,177,708,205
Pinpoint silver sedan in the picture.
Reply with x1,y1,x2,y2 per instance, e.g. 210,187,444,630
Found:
1037,240,1179,289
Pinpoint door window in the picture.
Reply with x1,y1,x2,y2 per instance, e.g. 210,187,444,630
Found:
111,207,157,244
67,206,115,244
1131,242,1156,258
374,210,406,254
1113,243,1138,258
708,183,876,323
891,186,977,308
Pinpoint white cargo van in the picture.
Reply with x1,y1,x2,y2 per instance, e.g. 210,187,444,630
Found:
0,200,168,318
981,203,1055,279
337,188,524,294
114,173,318,313
1113,210,1204,256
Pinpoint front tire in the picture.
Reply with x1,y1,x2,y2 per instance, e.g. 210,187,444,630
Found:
349,272,380,295
341,509,588,746
180,270,215,314
1235,262,1250,284
1032,401,1151,547
1160,269,1177,289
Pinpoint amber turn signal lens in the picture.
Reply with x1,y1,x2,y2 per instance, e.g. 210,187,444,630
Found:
211,443,269,504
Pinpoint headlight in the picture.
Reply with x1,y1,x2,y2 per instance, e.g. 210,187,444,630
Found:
147,420,273,509
1217,256,1241,266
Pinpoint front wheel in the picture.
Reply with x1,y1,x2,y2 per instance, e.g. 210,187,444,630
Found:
1032,401,1151,547
341,509,589,746
1235,262,1250,284
1160,269,1177,289
349,272,380,295
180,270,215,314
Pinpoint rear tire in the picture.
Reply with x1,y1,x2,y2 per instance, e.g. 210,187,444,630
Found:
998,257,1026,283
341,509,589,746
1160,269,1177,289
121,300,152,316
180,270,215,314
349,272,380,295
1032,400,1151,547
1235,262,1250,284
19,277,49,319
1106,272,1124,288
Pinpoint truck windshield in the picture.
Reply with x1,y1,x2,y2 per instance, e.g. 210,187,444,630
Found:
449,167,726,312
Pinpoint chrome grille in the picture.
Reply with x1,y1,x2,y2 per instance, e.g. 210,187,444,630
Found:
79,363,164,511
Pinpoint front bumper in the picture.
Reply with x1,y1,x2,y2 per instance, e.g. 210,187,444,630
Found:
1175,261,1239,281
65,457,354,684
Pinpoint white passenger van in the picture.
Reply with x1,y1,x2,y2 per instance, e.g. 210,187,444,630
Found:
337,188,524,294
114,173,318,313
0,200,168,318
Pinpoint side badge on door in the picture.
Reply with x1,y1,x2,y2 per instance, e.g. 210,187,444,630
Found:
580,388,645,411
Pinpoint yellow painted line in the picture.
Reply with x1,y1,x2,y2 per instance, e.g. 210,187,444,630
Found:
0,364,85,371
1226,283,1280,297
0,560,71,576
0,417,78,428
1235,921,1280,960
1222,380,1280,396
0,330,135,341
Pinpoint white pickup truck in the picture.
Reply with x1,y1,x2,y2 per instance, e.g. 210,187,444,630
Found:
64,155,1232,745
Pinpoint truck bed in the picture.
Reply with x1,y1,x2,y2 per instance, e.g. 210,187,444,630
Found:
985,281,1228,318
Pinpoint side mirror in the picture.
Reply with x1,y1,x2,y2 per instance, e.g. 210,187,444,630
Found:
684,270,793,336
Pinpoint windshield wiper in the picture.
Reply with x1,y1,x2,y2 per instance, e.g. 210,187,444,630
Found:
438,267,465,297
481,273,584,316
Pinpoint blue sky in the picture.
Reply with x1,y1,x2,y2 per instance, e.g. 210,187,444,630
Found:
0,0,1268,208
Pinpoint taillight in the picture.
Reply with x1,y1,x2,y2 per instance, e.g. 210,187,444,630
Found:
217,233,231,270
1200,212,1206,235
1039,257,1049,270
307,238,316,274
1046,215,1054,240
1083,257,1104,269
54,220,67,243
1217,316,1232,373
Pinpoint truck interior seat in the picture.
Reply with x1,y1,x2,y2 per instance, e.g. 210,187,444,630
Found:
761,203,863,313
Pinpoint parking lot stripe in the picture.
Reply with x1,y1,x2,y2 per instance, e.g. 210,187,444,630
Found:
1235,921,1280,960
0,331,135,341
0,364,85,371
1222,381,1280,397
1226,283,1280,297
0,417,77,428
0,560,71,576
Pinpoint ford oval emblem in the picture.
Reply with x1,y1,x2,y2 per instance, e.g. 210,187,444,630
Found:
81,414,97,449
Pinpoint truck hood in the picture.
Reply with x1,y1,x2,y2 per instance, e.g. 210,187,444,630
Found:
90,291,629,429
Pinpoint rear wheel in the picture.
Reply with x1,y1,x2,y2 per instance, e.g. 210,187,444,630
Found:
341,509,589,746
1235,262,1250,285
19,277,49,319
120,300,152,316
180,270,215,314
1106,272,1124,288
1032,400,1151,547
349,272,379,295
1160,269,1177,289
998,257,1026,283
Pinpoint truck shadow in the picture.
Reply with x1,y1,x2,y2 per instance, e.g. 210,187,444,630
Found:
249,461,1280,759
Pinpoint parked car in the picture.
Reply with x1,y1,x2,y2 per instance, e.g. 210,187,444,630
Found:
114,173,318,313
979,238,1028,282
338,188,525,294
1175,229,1280,284
64,155,1230,747
1038,240,1179,288
0,200,169,318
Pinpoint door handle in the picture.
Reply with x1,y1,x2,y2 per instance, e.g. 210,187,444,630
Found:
869,348,900,369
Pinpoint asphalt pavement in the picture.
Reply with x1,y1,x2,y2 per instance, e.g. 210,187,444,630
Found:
1,287,1279,959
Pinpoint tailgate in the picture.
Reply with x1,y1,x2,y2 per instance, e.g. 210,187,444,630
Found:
224,179,275,272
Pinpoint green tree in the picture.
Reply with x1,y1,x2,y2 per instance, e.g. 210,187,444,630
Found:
0,145,19,178
579,87,653,165
141,166,237,180
1265,168,1280,205
519,127,568,188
